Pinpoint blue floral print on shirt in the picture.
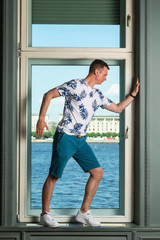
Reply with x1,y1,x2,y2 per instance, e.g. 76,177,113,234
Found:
56,79,113,136
79,104,88,120
62,112,72,125
70,123,83,135
92,99,99,111
66,80,77,89
96,89,104,100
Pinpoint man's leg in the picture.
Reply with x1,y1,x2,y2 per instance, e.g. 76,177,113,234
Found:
42,174,58,214
80,167,103,212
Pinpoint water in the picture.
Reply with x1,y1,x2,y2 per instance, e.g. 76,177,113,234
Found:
31,142,119,209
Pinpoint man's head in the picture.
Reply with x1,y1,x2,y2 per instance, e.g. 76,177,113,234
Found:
89,59,109,85
89,59,110,74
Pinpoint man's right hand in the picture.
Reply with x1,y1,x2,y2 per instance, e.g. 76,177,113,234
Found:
36,119,49,138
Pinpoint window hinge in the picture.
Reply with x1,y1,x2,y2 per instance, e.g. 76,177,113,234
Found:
125,126,129,139
127,15,132,27
18,42,21,58
17,214,20,222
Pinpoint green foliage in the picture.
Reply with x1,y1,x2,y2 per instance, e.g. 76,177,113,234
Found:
32,130,119,139
86,132,97,138
50,125,57,135
51,128,56,136
32,131,37,138
31,131,53,139
31,120,57,139
43,131,52,138
106,132,112,137
86,132,119,138
112,132,117,138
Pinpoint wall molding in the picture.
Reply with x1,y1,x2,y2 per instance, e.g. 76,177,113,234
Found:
1,0,18,226
144,0,150,227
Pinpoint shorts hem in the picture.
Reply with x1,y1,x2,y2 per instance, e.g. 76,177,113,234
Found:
84,164,101,173
49,170,62,179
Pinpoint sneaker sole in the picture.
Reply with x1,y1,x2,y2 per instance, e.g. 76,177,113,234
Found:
75,216,88,225
41,223,60,228
75,216,100,227
40,220,60,228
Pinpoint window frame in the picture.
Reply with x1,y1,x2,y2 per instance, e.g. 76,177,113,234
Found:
27,59,123,217
19,54,134,223
21,0,133,52
18,0,134,223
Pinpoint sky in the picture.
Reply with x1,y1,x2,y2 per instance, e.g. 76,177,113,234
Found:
31,24,120,122
32,65,119,122
32,24,120,48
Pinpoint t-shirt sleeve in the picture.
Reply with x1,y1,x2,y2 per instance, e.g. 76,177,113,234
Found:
96,89,113,109
100,97,113,109
56,81,72,96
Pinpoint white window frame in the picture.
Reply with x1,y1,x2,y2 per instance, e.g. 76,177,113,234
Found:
18,0,134,223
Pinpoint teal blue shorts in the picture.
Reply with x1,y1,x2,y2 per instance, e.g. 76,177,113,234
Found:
49,131,101,178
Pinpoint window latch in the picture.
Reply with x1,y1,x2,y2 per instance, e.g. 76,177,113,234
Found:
18,42,21,58
127,15,132,27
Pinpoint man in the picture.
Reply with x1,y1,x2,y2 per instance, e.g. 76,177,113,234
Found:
36,59,140,227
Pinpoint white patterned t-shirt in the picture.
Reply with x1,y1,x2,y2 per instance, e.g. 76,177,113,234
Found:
56,79,113,136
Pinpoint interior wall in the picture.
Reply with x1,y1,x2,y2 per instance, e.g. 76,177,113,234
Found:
134,0,160,228
147,0,160,226
1,0,18,226
0,0,3,228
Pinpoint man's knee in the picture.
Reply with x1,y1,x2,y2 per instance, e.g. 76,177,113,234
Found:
48,174,59,183
89,167,103,181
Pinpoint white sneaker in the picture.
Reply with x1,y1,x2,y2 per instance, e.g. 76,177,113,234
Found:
40,212,59,227
75,210,101,227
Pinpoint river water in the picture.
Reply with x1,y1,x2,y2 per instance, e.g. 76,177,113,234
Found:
31,142,119,209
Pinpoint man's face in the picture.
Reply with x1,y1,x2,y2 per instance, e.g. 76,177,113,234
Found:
95,66,108,85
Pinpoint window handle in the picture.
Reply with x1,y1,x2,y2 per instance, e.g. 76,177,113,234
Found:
125,126,129,139
127,15,132,27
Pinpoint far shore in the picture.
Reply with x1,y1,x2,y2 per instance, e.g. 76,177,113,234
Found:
32,138,119,143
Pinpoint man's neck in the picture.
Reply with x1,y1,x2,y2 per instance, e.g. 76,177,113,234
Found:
84,75,96,88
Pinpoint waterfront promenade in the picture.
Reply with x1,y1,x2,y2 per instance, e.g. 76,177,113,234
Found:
31,138,119,143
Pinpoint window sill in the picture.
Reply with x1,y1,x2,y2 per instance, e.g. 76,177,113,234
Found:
0,222,155,231
26,223,126,228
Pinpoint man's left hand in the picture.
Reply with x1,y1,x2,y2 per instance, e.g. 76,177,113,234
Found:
131,76,140,97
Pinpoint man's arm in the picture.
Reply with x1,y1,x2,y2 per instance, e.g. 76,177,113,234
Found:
36,88,61,138
105,77,140,114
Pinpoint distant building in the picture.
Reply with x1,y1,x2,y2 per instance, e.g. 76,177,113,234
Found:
48,121,57,132
59,114,119,134
87,116,119,134
32,114,49,132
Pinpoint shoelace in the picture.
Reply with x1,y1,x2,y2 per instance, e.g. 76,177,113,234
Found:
86,211,93,218
46,212,56,222
86,211,98,223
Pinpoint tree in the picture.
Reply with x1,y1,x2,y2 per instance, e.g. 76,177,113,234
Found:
43,131,52,138
106,132,112,137
86,132,97,138
112,132,117,138
32,131,37,138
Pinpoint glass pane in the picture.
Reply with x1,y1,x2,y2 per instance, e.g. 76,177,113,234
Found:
32,24,120,48
29,0,126,48
29,63,123,215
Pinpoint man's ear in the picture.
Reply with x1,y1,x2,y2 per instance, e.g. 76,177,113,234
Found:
94,69,99,76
